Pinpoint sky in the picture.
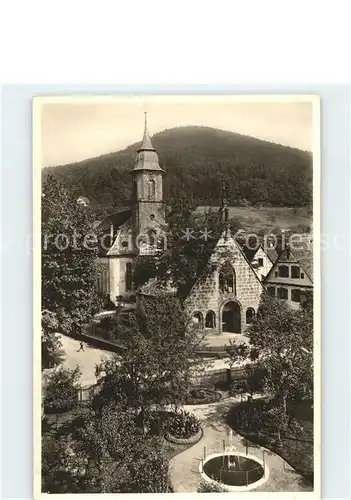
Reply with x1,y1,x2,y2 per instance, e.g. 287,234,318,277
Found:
40,96,314,167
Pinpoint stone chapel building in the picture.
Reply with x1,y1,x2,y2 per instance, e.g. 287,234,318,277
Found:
183,229,265,335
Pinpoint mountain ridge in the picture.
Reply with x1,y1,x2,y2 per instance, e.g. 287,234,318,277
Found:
43,126,313,218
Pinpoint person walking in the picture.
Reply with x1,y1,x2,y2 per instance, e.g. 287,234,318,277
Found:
77,341,85,352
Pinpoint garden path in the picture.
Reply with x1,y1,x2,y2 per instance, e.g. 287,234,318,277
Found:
60,334,246,386
169,398,313,493
61,335,113,387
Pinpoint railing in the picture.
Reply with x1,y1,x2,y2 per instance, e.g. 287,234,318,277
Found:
199,438,267,488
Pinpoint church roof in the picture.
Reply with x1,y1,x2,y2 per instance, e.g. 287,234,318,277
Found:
96,208,132,256
132,113,165,174
96,207,132,234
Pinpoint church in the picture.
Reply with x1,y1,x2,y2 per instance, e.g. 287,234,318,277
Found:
96,114,167,302
95,115,311,335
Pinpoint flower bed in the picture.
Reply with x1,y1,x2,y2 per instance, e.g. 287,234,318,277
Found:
184,387,222,405
165,427,203,445
164,409,202,443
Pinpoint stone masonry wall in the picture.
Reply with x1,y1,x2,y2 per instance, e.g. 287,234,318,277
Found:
185,233,264,335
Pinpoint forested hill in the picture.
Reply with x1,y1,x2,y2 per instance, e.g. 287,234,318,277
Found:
43,126,313,218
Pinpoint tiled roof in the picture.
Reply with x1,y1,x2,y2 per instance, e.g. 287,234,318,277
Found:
132,149,165,172
96,208,132,256
266,247,279,263
238,239,278,264
291,248,313,281
276,237,313,282
240,244,257,262
96,208,132,234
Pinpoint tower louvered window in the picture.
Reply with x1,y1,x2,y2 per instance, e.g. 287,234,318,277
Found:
147,179,156,200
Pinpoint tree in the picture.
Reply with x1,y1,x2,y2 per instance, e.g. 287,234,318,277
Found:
94,293,207,430
77,405,170,493
42,433,89,493
42,404,170,493
44,366,81,413
41,310,65,369
230,294,313,412
134,195,242,300
41,175,101,335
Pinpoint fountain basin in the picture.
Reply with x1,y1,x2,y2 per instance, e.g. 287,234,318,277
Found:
199,451,269,492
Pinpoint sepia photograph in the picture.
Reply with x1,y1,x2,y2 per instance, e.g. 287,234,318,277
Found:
33,95,320,497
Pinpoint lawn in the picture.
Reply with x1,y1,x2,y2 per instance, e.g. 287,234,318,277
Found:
226,398,313,484
196,206,312,233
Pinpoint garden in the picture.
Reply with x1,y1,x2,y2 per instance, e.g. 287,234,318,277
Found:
42,294,209,494
42,391,203,493
226,398,313,483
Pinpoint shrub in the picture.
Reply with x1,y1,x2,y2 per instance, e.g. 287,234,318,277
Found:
93,310,137,343
167,409,200,439
44,366,81,414
100,295,116,311
229,366,266,397
185,387,221,405
145,410,170,436
94,315,116,341
197,480,229,492
229,378,248,396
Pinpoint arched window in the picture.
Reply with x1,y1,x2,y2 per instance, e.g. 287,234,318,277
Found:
246,308,255,324
147,178,156,199
219,263,236,294
205,311,216,328
192,312,203,328
148,228,157,246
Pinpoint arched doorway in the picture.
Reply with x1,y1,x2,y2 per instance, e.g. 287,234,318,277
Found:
205,310,216,329
222,301,241,333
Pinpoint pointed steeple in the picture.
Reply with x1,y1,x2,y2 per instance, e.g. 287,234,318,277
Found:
132,113,165,173
138,112,155,152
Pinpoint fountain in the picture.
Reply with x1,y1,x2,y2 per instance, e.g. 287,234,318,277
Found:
199,429,269,491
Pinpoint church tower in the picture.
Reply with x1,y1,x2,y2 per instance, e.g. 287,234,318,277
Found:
131,113,166,253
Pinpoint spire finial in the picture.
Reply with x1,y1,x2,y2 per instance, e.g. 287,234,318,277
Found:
221,177,229,237
138,109,155,152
